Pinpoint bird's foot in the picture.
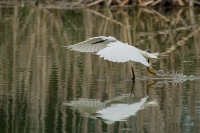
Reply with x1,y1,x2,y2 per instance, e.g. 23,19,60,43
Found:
147,67,156,76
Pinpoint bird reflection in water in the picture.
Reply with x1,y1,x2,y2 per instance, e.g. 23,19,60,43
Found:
63,81,158,124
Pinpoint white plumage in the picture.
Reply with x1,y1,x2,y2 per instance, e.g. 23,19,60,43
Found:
66,36,158,79
97,42,149,66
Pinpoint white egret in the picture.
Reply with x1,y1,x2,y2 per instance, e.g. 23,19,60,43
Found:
66,36,158,80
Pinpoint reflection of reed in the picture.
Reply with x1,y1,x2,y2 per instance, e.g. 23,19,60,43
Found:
0,6,200,133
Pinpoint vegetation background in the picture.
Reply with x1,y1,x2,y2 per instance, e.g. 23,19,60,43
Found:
1,0,200,7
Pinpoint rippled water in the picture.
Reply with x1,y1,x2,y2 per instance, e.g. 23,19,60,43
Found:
0,6,200,133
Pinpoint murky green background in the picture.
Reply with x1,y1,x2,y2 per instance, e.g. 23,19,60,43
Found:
0,6,200,133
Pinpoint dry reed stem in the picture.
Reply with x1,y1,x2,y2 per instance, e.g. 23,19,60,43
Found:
87,9,131,28
0,0,198,7
87,0,104,6
160,27,200,56
177,0,185,6
141,8,170,22
119,0,129,6
151,0,162,6
119,10,132,20
115,0,122,4
139,0,154,6
106,0,112,6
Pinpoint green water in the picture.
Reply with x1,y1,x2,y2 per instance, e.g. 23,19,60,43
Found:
0,6,200,133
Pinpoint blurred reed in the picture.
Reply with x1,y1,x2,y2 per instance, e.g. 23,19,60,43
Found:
0,6,200,133
0,0,200,7
63,0,200,7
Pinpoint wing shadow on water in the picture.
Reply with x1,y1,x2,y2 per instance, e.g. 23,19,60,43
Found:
63,81,158,124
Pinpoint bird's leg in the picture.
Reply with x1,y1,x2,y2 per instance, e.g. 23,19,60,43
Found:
145,49,156,75
146,49,151,70
131,67,135,80
131,80,135,93
147,59,150,70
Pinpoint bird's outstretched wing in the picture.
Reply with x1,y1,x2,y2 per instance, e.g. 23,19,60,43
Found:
66,36,109,53
97,42,150,67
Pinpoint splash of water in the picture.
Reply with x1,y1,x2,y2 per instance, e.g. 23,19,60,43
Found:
153,70,195,85
155,70,185,77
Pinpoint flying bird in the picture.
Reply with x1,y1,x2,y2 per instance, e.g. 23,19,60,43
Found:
65,36,158,80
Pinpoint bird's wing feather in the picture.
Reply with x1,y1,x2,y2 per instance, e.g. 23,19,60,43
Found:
97,42,150,67
66,36,109,53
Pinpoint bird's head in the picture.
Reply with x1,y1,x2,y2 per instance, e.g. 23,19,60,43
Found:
107,36,117,42
145,49,151,53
